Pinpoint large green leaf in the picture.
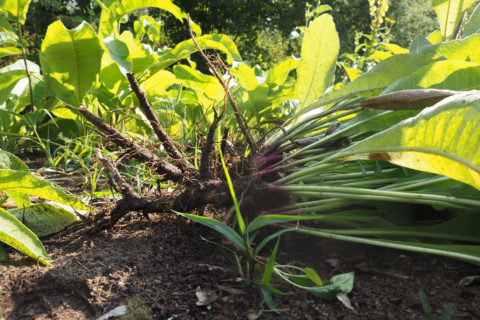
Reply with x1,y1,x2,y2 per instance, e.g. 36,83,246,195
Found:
464,3,480,36
0,0,32,24
0,148,28,171
40,21,103,107
9,203,77,237
0,208,50,266
173,65,223,101
421,34,480,63
98,0,185,38
154,34,242,71
383,60,480,93
336,90,480,190
296,14,339,110
103,35,132,74
432,0,477,40
0,169,89,210
0,46,22,59
312,54,438,111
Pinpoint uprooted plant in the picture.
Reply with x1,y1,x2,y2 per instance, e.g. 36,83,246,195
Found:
1,0,480,311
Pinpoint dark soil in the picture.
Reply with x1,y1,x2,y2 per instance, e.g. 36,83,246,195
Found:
1,165,480,319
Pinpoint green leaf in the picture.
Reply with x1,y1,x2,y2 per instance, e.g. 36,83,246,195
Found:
296,226,480,265
140,70,179,97
9,203,77,237
315,54,438,110
337,90,480,190
0,46,21,59
0,169,88,210
303,267,323,286
409,36,434,54
0,148,28,171
0,208,50,266
117,31,154,74
266,57,299,88
383,61,480,93
297,14,339,110
432,0,477,40
5,190,30,207
0,243,7,261
261,237,280,286
464,3,480,37
0,69,27,103
103,36,132,74
98,0,186,39
275,265,354,299
40,21,103,107
173,65,223,101
231,63,258,91
0,0,32,24
177,212,247,252
154,34,241,70
421,34,480,63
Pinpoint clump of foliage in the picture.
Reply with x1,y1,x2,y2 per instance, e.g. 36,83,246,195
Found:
1,0,480,312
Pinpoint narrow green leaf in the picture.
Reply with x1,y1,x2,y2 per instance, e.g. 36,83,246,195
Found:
464,3,480,36
9,203,78,237
0,169,88,210
177,212,246,252
360,89,457,110
40,21,103,107
432,0,477,40
336,91,480,190
0,243,7,261
303,267,323,286
0,0,32,24
0,208,50,266
297,14,339,110
261,237,280,286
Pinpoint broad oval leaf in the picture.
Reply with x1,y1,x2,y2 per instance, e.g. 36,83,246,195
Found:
432,0,477,40
338,90,480,190
266,57,299,88
40,21,103,107
297,14,339,110
9,203,77,237
0,0,32,24
0,208,50,266
0,169,89,210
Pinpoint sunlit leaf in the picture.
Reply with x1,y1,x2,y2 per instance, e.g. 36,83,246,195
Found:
176,212,246,251
231,63,258,91
0,169,89,210
464,3,480,37
266,57,299,88
0,46,21,59
9,203,78,237
337,90,480,190
421,34,480,63
103,36,132,74
432,0,477,40
0,0,32,24
297,14,339,110
98,0,185,38
40,21,103,107
0,208,50,266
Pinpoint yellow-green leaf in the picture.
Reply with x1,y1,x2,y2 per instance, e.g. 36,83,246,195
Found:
0,208,50,266
9,203,78,237
297,14,339,110
0,0,32,24
433,0,477,40
40,21,103,107
338,90,480,190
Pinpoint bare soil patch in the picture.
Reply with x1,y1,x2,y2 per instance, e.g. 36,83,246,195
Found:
1,163,479,319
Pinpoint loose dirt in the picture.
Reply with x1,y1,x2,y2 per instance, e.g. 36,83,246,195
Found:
1,164,479,319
